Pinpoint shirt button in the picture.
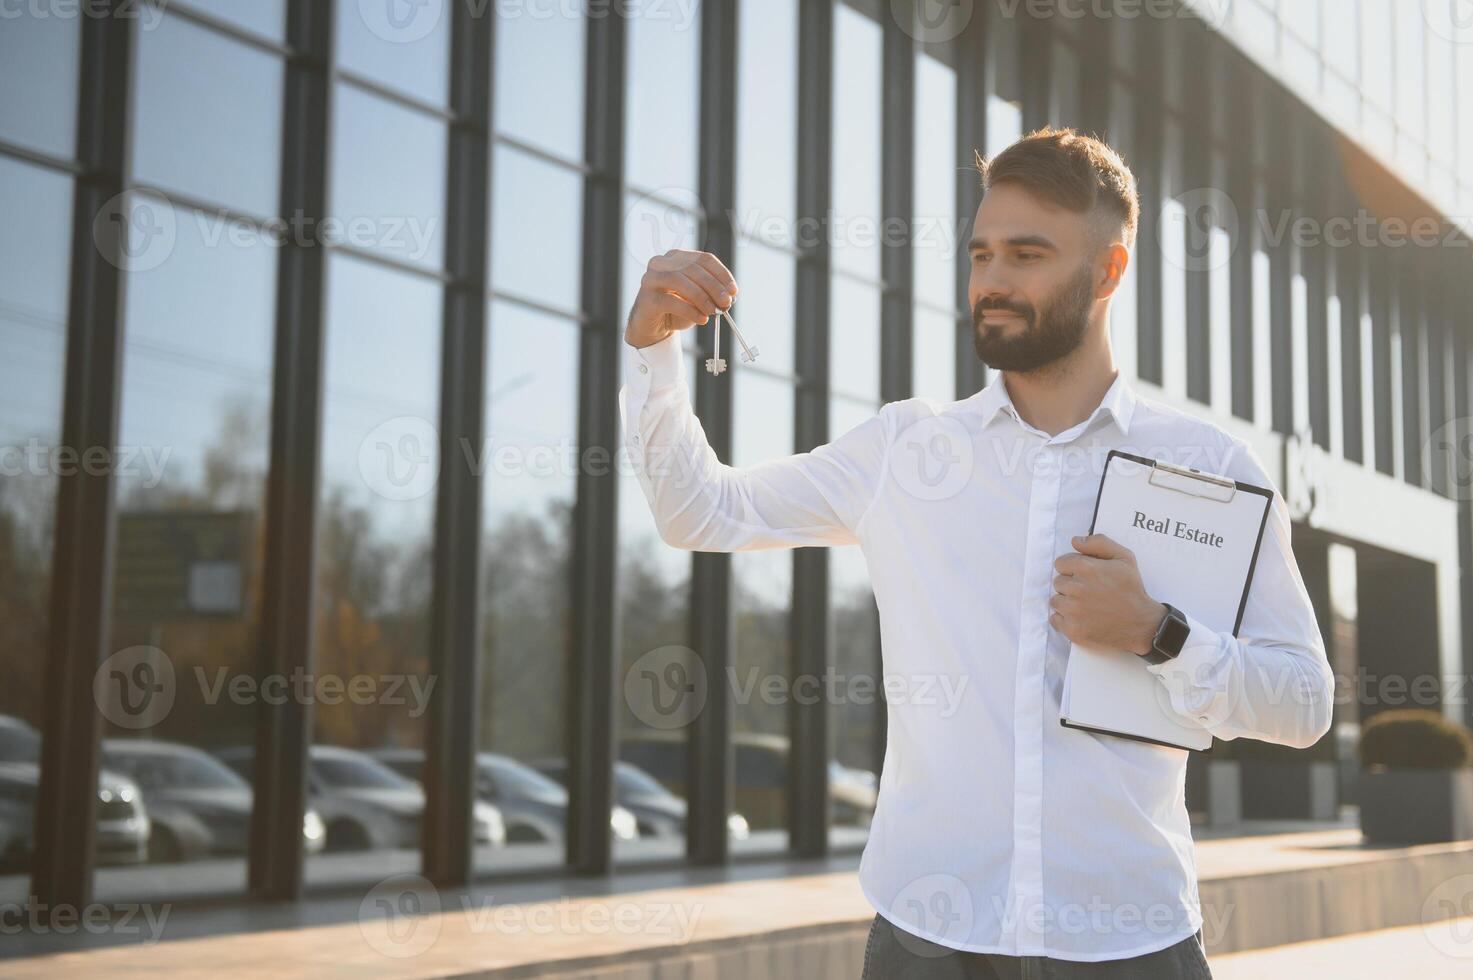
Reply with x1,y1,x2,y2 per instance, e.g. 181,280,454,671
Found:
632,435,640,444
638,364,648,374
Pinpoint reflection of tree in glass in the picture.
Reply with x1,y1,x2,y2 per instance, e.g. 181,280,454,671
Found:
479,501,573,761
0,465,56,728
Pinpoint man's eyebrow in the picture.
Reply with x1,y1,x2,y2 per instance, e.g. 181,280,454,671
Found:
968,235,1059,251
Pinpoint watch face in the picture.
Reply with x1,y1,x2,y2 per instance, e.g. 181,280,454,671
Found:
1157,607,1190,657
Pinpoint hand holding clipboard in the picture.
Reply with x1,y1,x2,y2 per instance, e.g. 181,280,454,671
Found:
1059,450,1274,751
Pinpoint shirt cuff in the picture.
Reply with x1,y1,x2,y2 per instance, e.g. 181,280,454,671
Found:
623,331,685,400
1144,610,1225,718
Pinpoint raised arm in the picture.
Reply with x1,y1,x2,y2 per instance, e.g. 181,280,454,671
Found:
619,250,891,552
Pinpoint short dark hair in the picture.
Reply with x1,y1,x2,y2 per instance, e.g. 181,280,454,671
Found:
975,126,1140,249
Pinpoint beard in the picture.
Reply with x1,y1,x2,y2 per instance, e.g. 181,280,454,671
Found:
972,261,1096,373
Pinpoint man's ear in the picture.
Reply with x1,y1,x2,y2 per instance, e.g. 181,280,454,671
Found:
1095,242,1129,300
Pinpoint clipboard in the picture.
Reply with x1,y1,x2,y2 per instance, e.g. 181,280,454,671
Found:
1059,449,1274,751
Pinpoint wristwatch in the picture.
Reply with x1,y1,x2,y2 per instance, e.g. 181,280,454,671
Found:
1143,602,1190,665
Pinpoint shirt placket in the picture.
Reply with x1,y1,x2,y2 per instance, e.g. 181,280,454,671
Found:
1009,435,1062,955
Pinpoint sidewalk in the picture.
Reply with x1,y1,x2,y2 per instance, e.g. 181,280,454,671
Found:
1212,918,1473,978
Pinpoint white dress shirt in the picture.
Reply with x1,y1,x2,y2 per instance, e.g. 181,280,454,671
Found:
617,331,1334,962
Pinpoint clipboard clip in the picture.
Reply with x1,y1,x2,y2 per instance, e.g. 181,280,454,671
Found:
1148,459,1237,503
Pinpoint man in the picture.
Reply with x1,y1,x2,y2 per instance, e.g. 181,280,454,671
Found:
618,127,1333,978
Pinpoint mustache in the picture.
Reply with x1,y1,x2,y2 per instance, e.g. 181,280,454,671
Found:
973,299,1034,322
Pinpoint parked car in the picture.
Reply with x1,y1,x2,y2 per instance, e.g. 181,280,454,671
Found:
0,761,150,871
530,757,749,840
103,738,325,861
371,748,635,845
0,714,41,763
216,744,504,852
619,731,878,830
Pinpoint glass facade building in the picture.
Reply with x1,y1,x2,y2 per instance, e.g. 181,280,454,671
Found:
1,0,1470,919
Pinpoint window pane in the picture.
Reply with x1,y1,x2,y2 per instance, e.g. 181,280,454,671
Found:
732,237,796,378
1209,227,1232,415
491,147,582,311
476,302,579,873
495,0,585,159
625,6,701,194
178,0,287,41
832,6,883,279
97,196,277,902
913,307,956,402
308,252,441,887
0,10,78,159
330,83,447,271
736,0,798,227
335,0,451,106
133,14,282,216
831,277,881,401
0,159,71,906
827,396,880,849
914,53,958,311
731,371,794,852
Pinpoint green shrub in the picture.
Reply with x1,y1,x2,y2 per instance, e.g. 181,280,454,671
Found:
1358,709,1473,770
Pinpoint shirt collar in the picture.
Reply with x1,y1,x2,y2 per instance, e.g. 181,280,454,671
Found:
973,369,1137,437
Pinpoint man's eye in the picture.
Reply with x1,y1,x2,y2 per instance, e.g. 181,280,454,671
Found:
1017,252,1042,261
972,253,990,264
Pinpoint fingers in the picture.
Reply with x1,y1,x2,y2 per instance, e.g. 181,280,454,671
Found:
652,250,739,307
1052,573,1082,596
646,288,707,325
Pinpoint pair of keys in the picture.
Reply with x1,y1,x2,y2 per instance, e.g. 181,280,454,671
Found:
704,305,758,375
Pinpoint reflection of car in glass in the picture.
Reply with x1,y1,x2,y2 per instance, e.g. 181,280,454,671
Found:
215,744,504,853
370,748,636,845
102,739,324,861
0,762,150,871
618,732,877,830
529,758,748,840
0,714,42,763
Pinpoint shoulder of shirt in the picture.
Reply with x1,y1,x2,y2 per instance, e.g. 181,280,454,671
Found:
876,395,974,432
1127,391,1261,476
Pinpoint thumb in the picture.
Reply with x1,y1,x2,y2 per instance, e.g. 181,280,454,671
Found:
1072,533,1130,560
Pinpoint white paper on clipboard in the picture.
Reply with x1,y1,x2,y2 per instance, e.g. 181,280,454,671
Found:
1059,450,1274,752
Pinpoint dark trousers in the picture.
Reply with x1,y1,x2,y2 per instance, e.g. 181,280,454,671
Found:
860,914,1214,979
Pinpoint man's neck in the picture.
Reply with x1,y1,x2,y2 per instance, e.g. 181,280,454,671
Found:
998,328,1118,437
